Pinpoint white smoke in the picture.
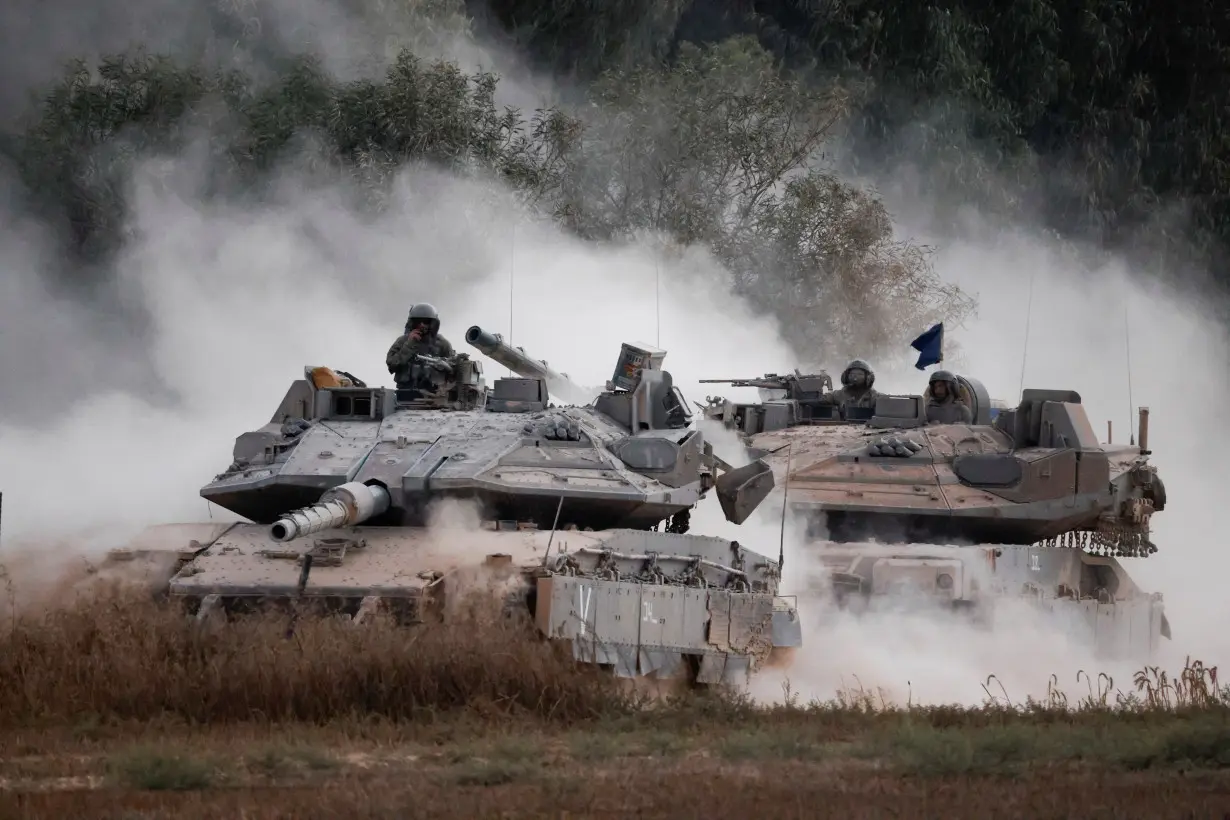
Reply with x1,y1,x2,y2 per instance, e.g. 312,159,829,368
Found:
0,7,1226,710
0,149,794,553
727,198,1230,707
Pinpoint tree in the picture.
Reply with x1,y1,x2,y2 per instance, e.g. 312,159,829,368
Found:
4,33,975,366
548,37,973,361
476,0,1230,285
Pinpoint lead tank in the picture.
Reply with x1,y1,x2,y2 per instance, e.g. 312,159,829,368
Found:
698,370,1169,659
107,328,801,688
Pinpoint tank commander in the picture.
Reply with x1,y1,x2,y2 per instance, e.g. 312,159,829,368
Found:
386,302,455,392
818,359,880,418
925,369,973,424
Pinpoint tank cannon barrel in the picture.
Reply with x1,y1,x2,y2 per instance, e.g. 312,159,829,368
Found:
269,482,390,543
465,325,592,405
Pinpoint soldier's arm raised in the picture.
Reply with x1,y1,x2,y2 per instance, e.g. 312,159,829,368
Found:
386,335,413,371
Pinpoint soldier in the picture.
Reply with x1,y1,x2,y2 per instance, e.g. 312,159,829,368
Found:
386,303,455,392
925,369,973,424
820,359,880,418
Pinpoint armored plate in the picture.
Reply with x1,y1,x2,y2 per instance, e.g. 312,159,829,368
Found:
158,523,802,686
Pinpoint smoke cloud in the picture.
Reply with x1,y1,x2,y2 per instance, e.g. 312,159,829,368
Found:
0,148,794,548
1,2,1226,710
730,169,1230,708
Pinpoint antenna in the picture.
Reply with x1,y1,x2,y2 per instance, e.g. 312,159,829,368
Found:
541,495,565,566
777,445,792,571
1016,268,1036,399
1124,293,1136,446
508,221,516,378
655,250,661,348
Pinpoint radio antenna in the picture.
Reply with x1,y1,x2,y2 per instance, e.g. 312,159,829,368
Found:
1124,293,1135,445
542,494,565,566
507,221,516,377
777,445,792,571
1016,267,1036,399
655,251,661,347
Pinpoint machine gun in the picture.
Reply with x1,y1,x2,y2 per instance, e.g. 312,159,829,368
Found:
697,370,840,434
393,350,485,410
414,353,455,376
699,370,834,400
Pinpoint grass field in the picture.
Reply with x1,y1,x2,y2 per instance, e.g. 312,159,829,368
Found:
1,585,1229,817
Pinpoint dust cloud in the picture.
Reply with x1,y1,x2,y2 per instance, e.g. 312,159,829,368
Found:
727,187,1230,707
2,6,1227,710
0,148,793,553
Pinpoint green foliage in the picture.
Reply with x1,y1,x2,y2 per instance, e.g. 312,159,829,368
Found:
551,37,973,359
483,0,1230,279
108,745,219,790
8,49,573,256
5,31,971,363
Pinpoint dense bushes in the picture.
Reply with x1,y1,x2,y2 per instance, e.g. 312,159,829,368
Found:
479,0,1230,279
3,31,971,362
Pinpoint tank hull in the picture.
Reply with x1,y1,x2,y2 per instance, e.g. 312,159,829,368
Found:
794,540,1169,662
106,521,803,688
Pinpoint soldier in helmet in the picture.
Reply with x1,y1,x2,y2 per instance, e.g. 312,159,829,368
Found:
386,303,455,392
925,369,973,424
819,359,880,418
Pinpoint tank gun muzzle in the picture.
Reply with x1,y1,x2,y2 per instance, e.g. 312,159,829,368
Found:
269,482,391,543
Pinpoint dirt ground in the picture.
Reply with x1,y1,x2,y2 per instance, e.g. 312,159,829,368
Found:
2,718,1230,819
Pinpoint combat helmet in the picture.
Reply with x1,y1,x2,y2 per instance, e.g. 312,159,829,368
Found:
405,302,441,335
840,359,876,389
928,369,959,398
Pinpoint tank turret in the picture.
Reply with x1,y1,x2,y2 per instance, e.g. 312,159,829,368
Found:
200,331,774,533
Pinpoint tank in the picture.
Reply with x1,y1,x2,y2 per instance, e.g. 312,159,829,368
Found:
103,328,802,688
697,370,1170,659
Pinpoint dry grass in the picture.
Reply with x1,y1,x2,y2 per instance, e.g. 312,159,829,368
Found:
0,583,622,726
0,584,1229,815
1,581,1229,730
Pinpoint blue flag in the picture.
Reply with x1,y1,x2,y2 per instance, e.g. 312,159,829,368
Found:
910,322,944,370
